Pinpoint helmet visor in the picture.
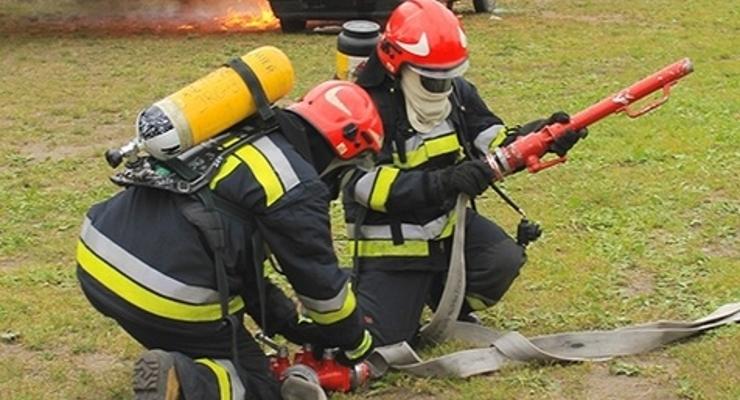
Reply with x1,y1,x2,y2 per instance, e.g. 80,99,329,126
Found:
420,76,453,93
408,59,469,79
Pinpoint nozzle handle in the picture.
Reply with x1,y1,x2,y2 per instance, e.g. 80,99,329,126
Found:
105,149,123,168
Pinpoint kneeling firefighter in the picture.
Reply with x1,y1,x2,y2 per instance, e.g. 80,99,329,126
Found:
76,46,383,400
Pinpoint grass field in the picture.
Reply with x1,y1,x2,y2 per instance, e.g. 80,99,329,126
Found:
1,0,738,399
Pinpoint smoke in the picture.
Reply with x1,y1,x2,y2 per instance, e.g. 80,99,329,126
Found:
73,0,267,19
3,0,278,34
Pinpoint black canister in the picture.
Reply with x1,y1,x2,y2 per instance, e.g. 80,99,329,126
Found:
336,20,381,81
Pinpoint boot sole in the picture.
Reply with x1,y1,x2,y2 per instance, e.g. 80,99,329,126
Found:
133,350,180,400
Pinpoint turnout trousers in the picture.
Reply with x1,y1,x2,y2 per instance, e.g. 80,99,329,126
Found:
78,268,280,400
354,210,526,346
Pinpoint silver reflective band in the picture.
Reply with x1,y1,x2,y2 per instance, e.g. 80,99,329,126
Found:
400,120,455,153
353,169,379,207
474,124,505,154
80,217,220,304
253,136,301,193
296,280,350,313
347,212,451,241
218,359,246,400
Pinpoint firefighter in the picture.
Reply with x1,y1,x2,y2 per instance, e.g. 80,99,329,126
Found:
344,0,588,345
76,80,382,400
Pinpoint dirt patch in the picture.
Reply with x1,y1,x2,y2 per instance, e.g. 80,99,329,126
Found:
0,257,24,272
702,237,738,258
20,125,127,163
619,267,656,297
585,364,676,400
540,11,627,24
366,387,446,400
0,342,127,375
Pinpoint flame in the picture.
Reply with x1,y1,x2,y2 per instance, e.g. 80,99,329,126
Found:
212,4,279,31
3,0,280,35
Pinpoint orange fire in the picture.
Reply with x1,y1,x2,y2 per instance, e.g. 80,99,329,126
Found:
214,3,279,31
176,0,279,33
5,0,280,35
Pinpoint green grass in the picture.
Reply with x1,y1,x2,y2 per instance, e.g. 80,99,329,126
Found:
1,0,738,399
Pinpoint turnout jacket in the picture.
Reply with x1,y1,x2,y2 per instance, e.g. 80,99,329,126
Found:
344,55,507,270
76,130,366,349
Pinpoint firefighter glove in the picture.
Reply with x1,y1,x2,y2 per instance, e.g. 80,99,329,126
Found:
549,127,588,157
443,159,494,197
516,111,571,136
514,111,587,157
280,318,326,346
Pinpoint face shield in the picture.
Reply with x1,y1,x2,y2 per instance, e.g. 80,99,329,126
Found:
407,59,469,94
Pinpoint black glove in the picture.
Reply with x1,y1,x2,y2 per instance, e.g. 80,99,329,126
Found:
549,127,588,157
514,112,587,157
517,111,571,136
440,159,494,198
279,318,326,345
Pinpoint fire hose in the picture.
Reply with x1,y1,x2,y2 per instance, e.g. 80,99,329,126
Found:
276,58,739,398
369,58,739,378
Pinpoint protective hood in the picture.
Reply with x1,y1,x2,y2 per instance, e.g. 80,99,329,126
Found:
400,67,452,133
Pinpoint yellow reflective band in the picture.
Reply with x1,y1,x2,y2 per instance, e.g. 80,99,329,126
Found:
234,145,284,206
345,330,373,360
77,241,245,322
304,286,357,325
352,240,430,257
369,167,400,212
393,134,462,168
489,127,508,149
439,210,457,239
209,155,242,190
196,359,232,400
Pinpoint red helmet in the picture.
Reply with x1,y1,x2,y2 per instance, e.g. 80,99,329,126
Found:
289,80,384,160
377,0,469,78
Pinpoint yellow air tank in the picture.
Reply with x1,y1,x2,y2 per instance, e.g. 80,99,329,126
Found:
135,46,294,160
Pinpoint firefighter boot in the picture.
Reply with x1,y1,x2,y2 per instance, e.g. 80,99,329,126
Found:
133,349,181,400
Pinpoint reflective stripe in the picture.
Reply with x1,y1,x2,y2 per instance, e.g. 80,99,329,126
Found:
304,286,357,325
347,212,453,241
297,280,351,313
252,136,301,194
393,133,462,168
196,358,246,400
80,218,220,304
404,120,455,147
233,145,284,206
344,330,373,360
473,124,506,153
351,240,430,257
77,240,245,322
438,209,457,239
210,137,301,204
353,169,378,208
209,155,241,190
369,167,400,212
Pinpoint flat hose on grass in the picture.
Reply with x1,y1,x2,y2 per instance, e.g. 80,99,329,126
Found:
367,194,740,378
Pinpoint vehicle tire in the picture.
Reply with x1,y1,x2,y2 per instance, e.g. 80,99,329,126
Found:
280,19,306,33
473,0,494,13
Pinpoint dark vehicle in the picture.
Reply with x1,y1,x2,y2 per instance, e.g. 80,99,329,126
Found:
268,0,494,32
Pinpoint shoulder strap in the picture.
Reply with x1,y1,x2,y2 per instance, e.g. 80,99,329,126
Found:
226,57,276,123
